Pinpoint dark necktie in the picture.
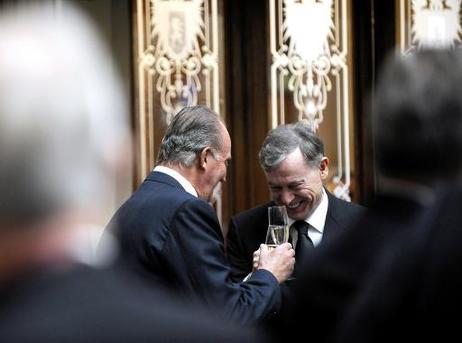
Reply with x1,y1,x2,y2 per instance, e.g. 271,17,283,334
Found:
292,220,314,275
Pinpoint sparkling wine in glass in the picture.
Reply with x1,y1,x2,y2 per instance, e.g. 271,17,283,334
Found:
265,206,289,248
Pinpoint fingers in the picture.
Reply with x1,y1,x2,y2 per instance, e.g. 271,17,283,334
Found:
260,244,268,254
258,243,295,259
252,248,261,270
275,242,291,250
275,242,295,256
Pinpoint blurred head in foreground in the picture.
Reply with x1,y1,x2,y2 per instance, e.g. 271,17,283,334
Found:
0,2,130,277
374,48,462,184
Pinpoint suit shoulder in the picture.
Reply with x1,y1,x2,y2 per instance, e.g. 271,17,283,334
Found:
328,194,366,221
231,202,273,225
328,193,365,210
175,196,217,217
344,200,366,213
108,180,197,233
130,179,195,207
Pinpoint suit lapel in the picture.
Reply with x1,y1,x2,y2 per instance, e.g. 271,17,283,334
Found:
323,191,345,240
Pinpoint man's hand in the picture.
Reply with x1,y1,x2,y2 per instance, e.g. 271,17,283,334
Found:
255,243,295,283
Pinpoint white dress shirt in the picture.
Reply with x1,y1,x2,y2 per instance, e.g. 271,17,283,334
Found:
288,187,329,247
153,166,198,197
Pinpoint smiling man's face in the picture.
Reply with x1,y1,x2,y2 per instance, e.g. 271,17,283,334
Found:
265,147,329,221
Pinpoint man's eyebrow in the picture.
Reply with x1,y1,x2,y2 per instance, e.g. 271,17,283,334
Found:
288,180,304,186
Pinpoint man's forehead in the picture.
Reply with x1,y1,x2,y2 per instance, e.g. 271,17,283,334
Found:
267,173,306,184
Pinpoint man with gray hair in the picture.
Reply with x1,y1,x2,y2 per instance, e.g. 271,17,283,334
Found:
227,121,365,282
105,105,295,326
0,3,262,342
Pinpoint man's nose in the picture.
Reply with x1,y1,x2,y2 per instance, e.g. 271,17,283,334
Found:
279,189,294,205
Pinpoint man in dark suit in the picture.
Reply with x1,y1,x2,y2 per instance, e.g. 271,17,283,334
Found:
227,121,365,282
0,3,259,342
105,105,295,326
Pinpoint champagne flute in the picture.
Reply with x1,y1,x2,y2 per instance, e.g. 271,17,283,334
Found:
244,206,289,282
265,206,289,249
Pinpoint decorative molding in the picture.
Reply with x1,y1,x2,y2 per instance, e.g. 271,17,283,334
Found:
399,0,462,52
140,0,220,123
270,0,347,130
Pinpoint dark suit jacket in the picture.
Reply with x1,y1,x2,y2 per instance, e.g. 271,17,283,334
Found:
0,263,262,343
226,190,366,282
334,187,462,343
282,193,433,342
106,171,281,326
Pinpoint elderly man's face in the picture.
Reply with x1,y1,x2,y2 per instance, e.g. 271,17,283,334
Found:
265,148,329,221
199,123,231,202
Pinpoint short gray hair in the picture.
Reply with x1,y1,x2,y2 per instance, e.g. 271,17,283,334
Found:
156,106,223,167
259,121,324,172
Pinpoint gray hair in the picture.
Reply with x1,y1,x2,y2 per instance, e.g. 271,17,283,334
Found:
0,3,129,225
259,121,324,172
374,49,462,178
156,106,223,167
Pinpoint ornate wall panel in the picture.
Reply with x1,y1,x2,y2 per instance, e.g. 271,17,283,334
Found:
269,0,355,201
134,0,226,221
398,0,462,52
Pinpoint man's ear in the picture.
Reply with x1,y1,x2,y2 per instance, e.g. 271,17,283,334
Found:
198,147,212,170
320,157,329,179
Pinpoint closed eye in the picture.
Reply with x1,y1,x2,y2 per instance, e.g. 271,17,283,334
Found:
269,185,282,192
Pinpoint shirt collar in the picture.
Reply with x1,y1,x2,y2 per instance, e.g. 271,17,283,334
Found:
287,188,329,234
153,165,198,197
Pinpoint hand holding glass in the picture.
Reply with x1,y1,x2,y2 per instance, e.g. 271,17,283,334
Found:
265,206,289,248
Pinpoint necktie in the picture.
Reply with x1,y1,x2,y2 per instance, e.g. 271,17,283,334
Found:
292,220,314,275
